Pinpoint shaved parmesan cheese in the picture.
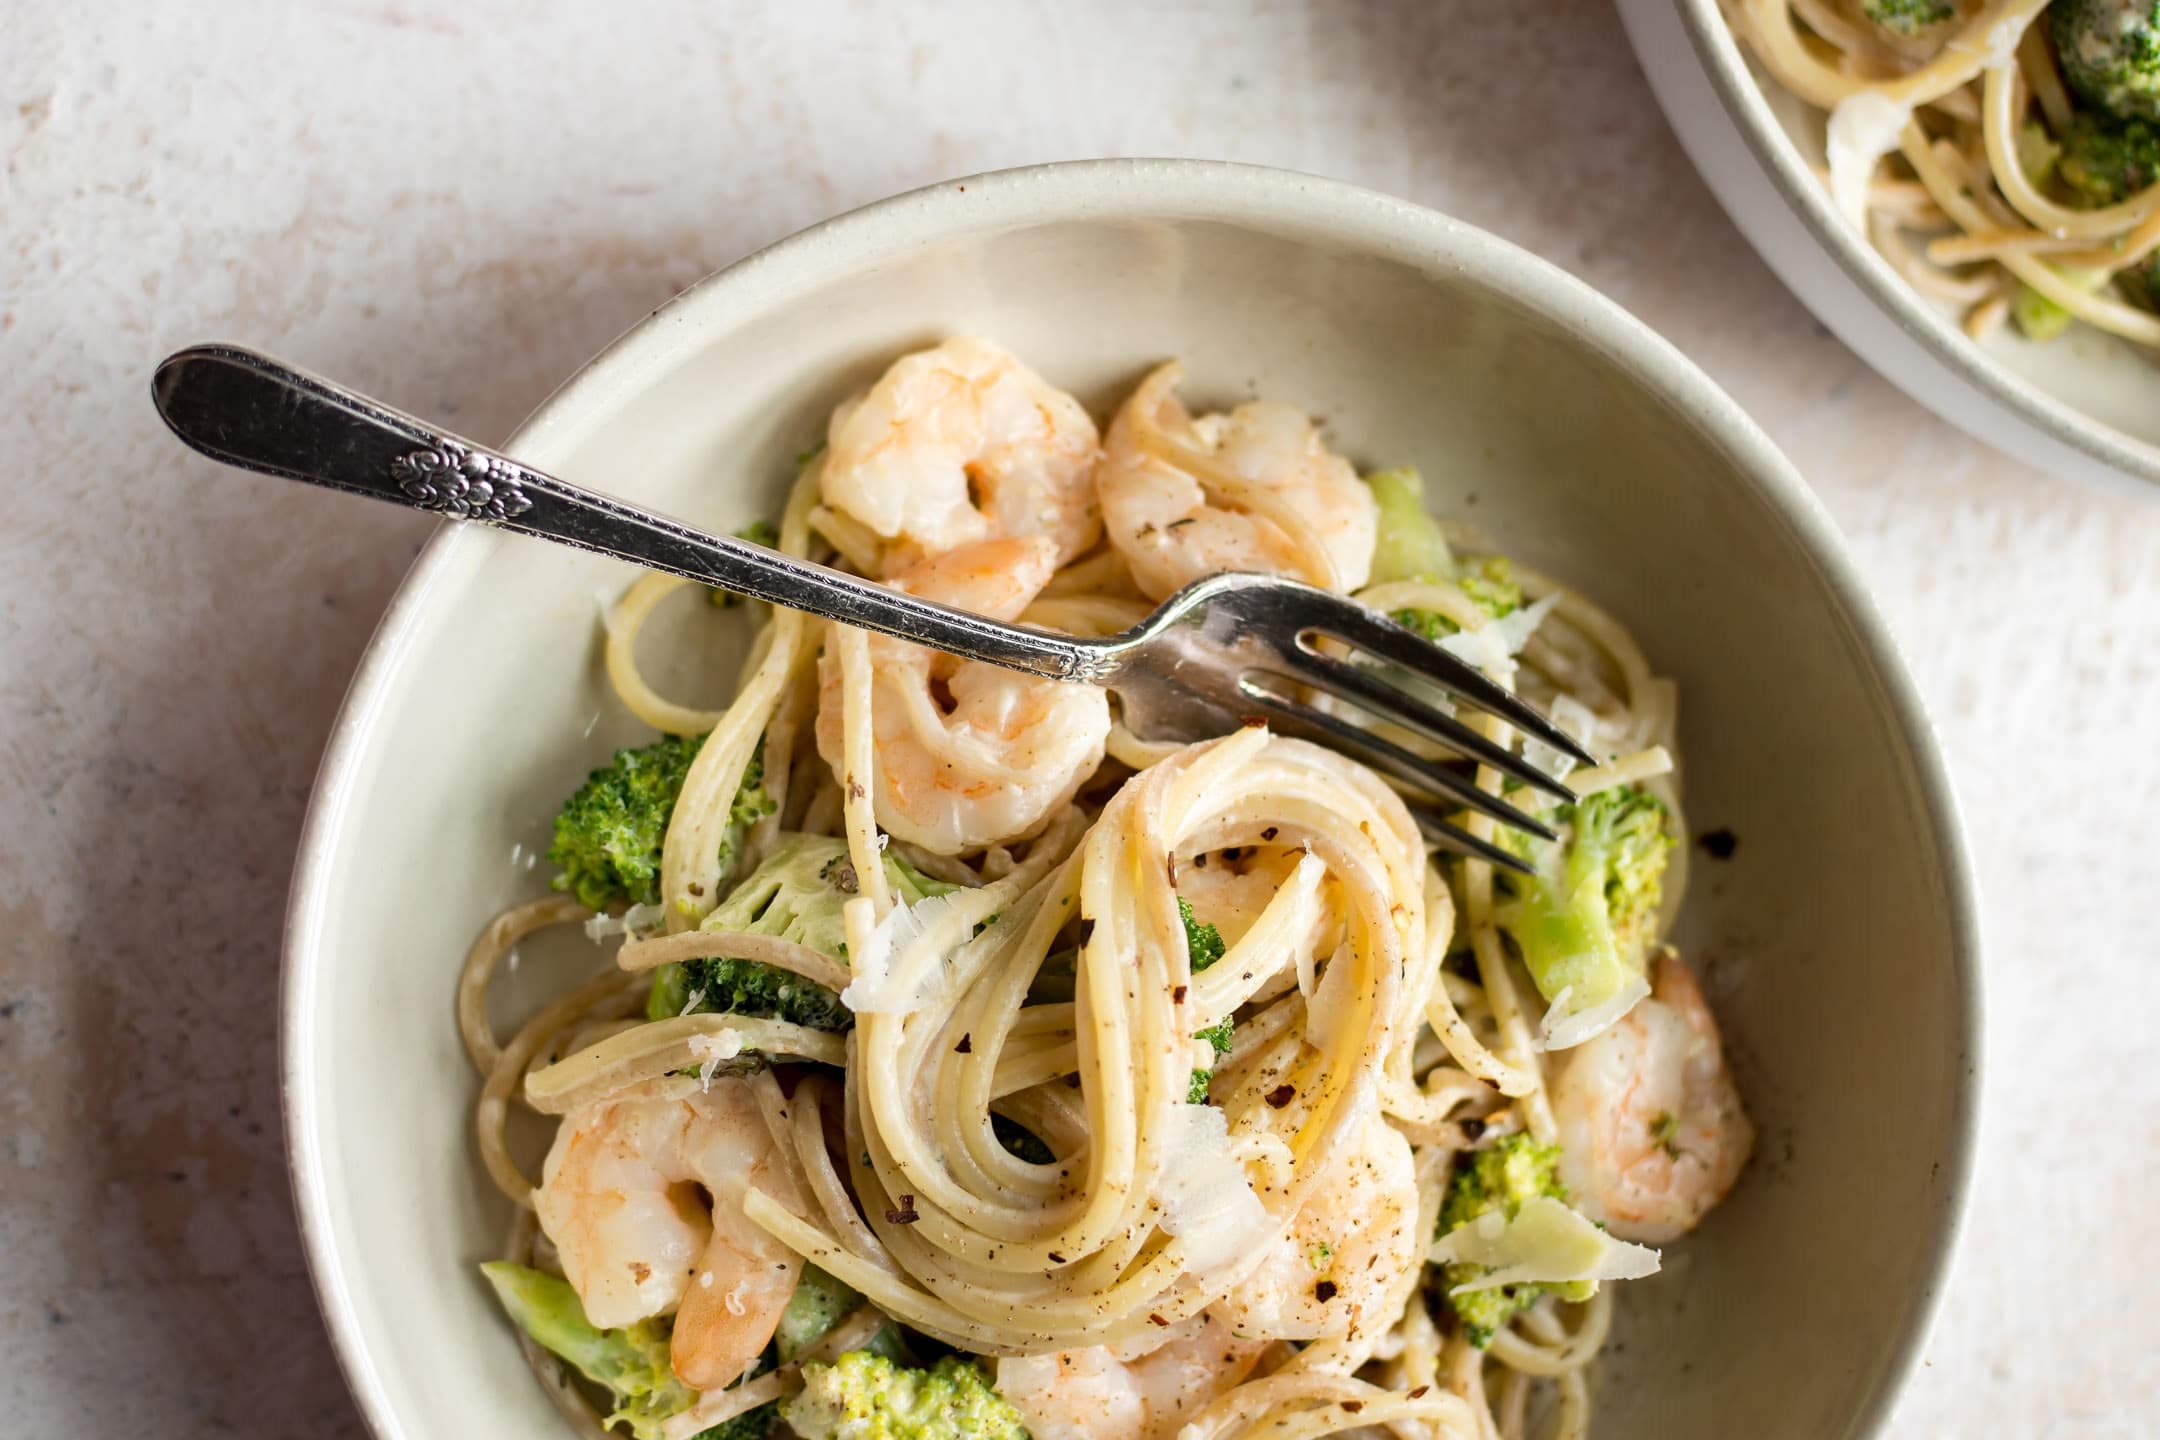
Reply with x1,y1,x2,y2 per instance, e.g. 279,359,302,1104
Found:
688,1028,746,1091
1429,1195,1660,1291
1826,91,1911,229
1155,1104,1270,1274
1952,15,2024,69
1540,971,1652,1052
1522,693,1603,783
688,1030,745,1061
838,890,972,1014
584,901,666,942
1435,594,1558,681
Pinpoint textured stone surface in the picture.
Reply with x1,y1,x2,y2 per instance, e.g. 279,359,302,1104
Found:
2,1,2154,1435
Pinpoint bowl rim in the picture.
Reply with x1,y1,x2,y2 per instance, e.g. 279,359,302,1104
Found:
1663,0,2160,495
279,156,1982,1440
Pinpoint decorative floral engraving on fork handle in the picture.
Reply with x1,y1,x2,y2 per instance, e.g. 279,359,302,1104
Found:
1063,648,1122,683
390,442,534,521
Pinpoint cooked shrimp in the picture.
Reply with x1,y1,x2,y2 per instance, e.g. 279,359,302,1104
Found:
1098,362,1377,601
1550,951,1753,1244
534,1079,805,1391
819,337,1102,573
1208,1111,1419,1343
995,1311,1268,1440
815,534,1111,855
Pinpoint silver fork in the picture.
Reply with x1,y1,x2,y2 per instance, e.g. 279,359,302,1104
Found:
152,345,1593,870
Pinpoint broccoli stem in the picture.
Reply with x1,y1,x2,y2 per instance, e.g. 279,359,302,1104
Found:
1364,467,1454,586
480,1262,694,1438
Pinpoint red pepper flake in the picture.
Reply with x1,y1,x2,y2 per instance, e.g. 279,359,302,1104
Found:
1408,1386,1429,1399
1265,1084,1296,1108
1341,1400,1364,1414
885,1195,920,1225
955,1033,972,1054
1314,1280,1338,1303
687,882,704,897
1149,1312,1170,1327
1172,985,1188,1004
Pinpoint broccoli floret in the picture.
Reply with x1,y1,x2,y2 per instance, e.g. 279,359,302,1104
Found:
1439,1134,1569,1232
2053,0,2160,123
689,1405,779,1440
1364,466,1526,638
1433,1136,1589,1346
2058,111,2160,205
1494,786,1674,1035
1179,897,1233,1103
549,735,773,912
1364,467,1454,586
480,1262,696,1440
649,835,958,1031
1859,0,1952,35
662,951,852,1033
780,1351,1028,1440
775,1264,863,1363
1390,556,1523,642
1454,556,1523,619
1180,895,1226,970
549,735,705,911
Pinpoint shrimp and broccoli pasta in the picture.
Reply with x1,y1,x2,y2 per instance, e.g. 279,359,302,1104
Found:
458,338,1753,1440
1725,0,2160,346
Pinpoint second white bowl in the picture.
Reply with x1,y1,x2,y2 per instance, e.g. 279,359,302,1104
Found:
1620,0,2160,496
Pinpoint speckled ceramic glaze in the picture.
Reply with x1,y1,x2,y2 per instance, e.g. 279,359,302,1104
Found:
282,160,1980,1440
1620,0,2160,497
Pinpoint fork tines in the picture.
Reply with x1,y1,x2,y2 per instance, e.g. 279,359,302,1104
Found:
1250,592,1599,874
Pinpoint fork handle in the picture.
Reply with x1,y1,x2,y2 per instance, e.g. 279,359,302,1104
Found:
151,345,1111,683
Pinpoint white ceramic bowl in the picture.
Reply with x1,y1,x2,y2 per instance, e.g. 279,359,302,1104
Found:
283,160,1979,1440
1619,0,2160,496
